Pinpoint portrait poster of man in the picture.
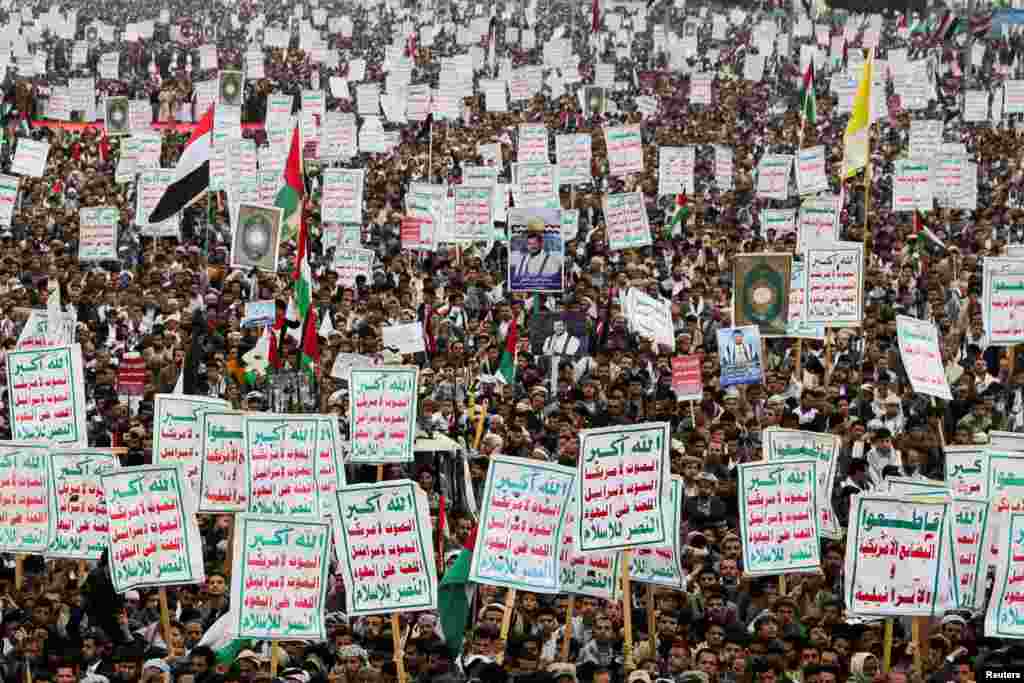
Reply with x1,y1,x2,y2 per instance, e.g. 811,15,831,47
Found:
508,208,564,293
528,312,589,358
717,325,763,387
231,203,282,273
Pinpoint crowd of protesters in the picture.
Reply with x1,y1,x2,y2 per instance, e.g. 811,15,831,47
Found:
1,0,1024,682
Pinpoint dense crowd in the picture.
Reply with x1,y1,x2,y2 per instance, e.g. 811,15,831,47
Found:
1,0,1023,682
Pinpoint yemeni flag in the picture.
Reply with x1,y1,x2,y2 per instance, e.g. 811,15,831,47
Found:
439,526,477,657
497,317,518,384
148,104,212,224
800,61,817,125
275,125,304,244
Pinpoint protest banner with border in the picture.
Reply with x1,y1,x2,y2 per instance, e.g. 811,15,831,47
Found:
136,169,180,238
576,422,670,552
763,428,841,538
322,168,365,224
787,259,826,340
944,447,988,501
315,416,346,518
555,134,591,185
7,345,88,446
153,394,230,496
604,192,651,251
0,174,18,227
951,499,991,610
845,494,949,617
738,460,821,576
11,139,50,177
229,514,330,639
244,415,319,518
671,355,702,401
348,367,419,464
0,448,51,553
197,410,247,513
78,207,119,261
333,480,437,615
46,448,117,559
558,482,619,598
983,258,1024,346
896,315,953,400
628,476,685,588
803,243,865,327
985,508,1024,638
604,125,643,176
16,311,76,350
102,464,206,592
471,455,575,593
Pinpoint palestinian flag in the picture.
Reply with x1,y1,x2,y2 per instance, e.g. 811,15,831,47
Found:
930,11,958,46
289,126,315,379
910,16,930,34
148,104,212,224
274,124,304,244
970,13,993,38
896,13,908,36
800,61,817,125
196,613,248,666
669,193,689,237
299,305,319,379
439,526,477,657
497,317,517,384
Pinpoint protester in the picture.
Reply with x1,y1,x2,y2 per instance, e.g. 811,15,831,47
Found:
0,1,1019,683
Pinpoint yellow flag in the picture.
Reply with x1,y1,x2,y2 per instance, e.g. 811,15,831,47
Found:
842,51,873,179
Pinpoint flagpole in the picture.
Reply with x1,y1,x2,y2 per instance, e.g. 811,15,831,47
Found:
864,123,871,250
427,121,433,182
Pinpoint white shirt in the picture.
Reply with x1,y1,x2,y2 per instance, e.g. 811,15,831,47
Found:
543,332,580,356
726,343,757,365
513,250,563,278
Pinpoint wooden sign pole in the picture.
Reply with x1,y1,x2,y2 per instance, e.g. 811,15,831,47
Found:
559,595,575,662
882,618,894,673
496,588,517,665
646,584,657,659
14,555,24,591
391,613,406,683
621,549,634,673
158,587,173,655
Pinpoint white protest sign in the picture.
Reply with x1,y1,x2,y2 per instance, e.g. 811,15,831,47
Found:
229,514,330,639
102,464,206,592
46,449,118,559
11,139,50,177
471,456,574,592
896,316,952,400
334,481,437,615
382,323,426,355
